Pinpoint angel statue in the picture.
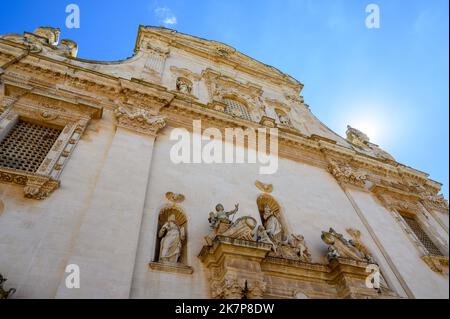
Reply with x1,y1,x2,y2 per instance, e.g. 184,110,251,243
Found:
208,203,239,229
158,214,185,263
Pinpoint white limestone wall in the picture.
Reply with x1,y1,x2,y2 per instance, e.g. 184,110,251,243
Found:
129,128,426,299
0,118,448,299
349,190,449,299
0,111,116,298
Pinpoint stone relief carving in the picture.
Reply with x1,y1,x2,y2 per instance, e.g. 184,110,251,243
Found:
165,191,185,204
255,180,273,193
176,77,193,94
327,159,367,187
346,125,395,162
321,228,374,263
273,234,312,262
0,274,15,299
202,69,265,121
114,106,166,136
206,203,258,245
211,275,265,299
158,214,186,263
421,255,449,274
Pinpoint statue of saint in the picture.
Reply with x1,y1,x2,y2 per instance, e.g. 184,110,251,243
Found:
158,214,185,263
262,204,283,242
208,203,239,229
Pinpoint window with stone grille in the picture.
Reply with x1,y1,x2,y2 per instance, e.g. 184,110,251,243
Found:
223,98,252,121
402,215,443,256
0,119,62,173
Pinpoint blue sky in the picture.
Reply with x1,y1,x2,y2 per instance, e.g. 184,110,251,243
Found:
1,0,448,197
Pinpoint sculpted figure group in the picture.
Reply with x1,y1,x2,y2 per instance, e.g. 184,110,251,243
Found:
156,197,382,274
205,202,311,263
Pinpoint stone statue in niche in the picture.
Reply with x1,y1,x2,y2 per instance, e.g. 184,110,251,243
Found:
262,204,283,242
158,214,185,263
176,77,192,94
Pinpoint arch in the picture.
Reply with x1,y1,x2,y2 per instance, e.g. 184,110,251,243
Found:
256,194,288,242
153,204,188,263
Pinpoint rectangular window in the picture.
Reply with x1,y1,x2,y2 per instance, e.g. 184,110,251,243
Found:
0,119,61,173
402,215,443,256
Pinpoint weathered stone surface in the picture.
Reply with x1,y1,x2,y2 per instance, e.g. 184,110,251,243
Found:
0,26,447,299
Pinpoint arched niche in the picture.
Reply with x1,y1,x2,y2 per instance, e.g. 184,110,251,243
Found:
153,204,188,264
256,193,288,242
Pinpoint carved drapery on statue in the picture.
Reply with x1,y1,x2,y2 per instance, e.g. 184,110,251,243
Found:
158,214,185,263
149,193,193,274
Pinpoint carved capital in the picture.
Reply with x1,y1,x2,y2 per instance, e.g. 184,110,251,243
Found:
114,106,167,136
327,159,367,187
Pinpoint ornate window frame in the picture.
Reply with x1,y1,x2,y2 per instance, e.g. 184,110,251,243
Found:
373,187,449,273
0,91,100,199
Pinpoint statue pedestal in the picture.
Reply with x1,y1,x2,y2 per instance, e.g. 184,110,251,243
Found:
199,236,272,299
149,261,193,275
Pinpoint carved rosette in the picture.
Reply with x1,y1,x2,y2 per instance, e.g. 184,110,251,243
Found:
114,106,167,136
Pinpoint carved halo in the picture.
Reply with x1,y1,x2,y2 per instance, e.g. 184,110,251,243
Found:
256,194,280,217
158,204,187,227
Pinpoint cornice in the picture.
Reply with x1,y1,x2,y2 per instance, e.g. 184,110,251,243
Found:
135,26,303,93
0,33,445,199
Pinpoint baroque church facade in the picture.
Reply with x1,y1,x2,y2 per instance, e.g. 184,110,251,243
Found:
0,26,448,299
